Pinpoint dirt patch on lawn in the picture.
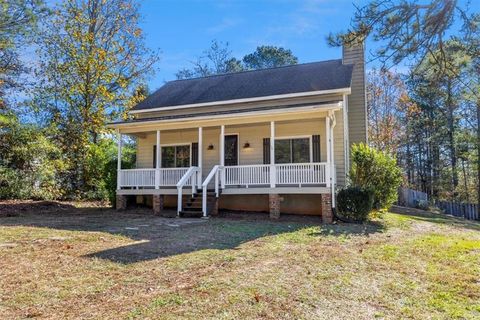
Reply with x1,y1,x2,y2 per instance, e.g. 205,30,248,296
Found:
0,200,78,217
217,210,323,223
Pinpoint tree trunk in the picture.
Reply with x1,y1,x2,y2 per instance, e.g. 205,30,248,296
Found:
477,99,480,217
461,158,469,203
432,142,440,199
446,79,458,199
406,140,412,185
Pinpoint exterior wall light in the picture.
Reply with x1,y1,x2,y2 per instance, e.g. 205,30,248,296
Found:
207,144,214,150
243,142,251,149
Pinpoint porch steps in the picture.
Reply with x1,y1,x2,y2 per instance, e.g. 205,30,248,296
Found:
179,189,218,218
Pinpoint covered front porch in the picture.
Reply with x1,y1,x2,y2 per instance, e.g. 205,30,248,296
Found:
113,105,343,216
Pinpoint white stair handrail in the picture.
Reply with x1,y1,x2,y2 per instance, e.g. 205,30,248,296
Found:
201,165,223,217
176,166,199,215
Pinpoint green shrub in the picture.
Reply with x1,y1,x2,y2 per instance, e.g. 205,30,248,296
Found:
0,167,32,199
349,143,403,210
0,120,65,200
336,186,374,222
104,158,135,206
1,112,139,202
103,139,136,206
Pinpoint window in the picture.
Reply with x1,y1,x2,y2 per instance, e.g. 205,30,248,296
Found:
161,145,190,168
275,138,310,163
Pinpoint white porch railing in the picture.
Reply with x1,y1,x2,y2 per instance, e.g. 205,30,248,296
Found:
202,165,223,217
119,169,156,188
176,167,199,214
224,162,330,188
159,168,191,186
118,168,193,189
224,164,270,187
276,163,327,186
119,163,332,190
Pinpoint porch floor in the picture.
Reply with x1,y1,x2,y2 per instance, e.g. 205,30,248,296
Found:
117,186,331,195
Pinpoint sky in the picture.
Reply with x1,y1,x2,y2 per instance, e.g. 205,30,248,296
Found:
141,0,369,90
139,0,479,91
16,0,479,101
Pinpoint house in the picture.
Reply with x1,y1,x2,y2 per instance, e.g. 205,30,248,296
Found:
108,43,367,223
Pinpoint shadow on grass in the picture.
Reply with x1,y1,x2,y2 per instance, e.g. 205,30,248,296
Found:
390,205,480,232
0,206,386,264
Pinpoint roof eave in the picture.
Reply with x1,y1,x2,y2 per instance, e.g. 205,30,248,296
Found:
130,87,351,114
108,101,343,130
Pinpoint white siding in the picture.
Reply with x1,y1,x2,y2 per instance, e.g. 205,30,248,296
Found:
333,110,346,186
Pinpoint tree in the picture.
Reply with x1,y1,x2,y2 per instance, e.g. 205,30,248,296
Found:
0,0,47,109
460,13,480,209
402,73,445,198
176,41,298,79
242,46,298,70
120,84,149,120
176,40,241,79
32,0,158,196
329,1,480,209
328,0,466,69
418,41,468,199
366,68,406,155
0,112,65,200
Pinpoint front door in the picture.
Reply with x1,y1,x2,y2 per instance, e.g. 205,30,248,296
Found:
224,135,238,166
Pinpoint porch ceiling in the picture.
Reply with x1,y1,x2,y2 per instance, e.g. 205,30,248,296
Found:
110,101,342,134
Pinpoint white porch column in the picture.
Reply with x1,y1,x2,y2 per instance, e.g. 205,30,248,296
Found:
116,130,122,190
325,117,331,187
220,125,225,188
155,130,161,189
197,127,203,189
270,121,276,188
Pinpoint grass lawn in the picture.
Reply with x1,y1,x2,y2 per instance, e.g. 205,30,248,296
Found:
1,203,480,319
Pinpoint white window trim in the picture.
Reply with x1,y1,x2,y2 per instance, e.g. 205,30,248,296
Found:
160,143,192,168
274,135,313,163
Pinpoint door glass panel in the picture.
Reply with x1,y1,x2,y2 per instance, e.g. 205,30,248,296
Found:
292,138,310,163
176,145,190,167
224,135,238,166
161,146,175,168
275,139,291,163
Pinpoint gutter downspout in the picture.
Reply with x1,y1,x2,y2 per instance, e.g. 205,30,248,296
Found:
329,111,337,208
342,94,349,174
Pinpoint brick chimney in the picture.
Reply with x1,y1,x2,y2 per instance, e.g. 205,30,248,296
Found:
342,42,367,148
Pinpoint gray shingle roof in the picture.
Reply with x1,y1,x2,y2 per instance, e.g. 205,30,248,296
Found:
133,59,353,111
